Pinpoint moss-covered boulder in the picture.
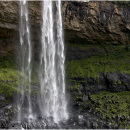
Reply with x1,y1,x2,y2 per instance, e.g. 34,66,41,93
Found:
0,68,22,105
66,43,130,128
66,44,130,94
88,91,130,129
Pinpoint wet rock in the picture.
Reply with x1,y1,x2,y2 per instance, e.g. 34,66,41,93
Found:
106,72,130,92
92,121,98,128
0,118,9,129
82,95,88,102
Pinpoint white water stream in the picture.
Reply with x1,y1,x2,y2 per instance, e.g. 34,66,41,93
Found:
18,0,33,122
18,0,68,124
39,0,68,123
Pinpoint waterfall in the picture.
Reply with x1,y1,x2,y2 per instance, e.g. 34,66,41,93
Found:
39,0,68,123
18,0,33,122
17,0,68,124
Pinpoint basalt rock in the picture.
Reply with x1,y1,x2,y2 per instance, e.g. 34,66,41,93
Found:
68,72,130,96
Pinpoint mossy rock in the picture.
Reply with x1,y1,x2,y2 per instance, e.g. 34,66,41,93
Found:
66,44,130,79
0,53,40,98
0,68,40,103
89,91,130,128
0,68,23,99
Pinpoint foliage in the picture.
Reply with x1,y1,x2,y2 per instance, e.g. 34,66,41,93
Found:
0,68,22,99
90,91,130,128
66,44,130,79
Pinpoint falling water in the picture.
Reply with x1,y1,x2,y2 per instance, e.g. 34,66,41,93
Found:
39,0,68,123
17,0,68,125
17,0,33,122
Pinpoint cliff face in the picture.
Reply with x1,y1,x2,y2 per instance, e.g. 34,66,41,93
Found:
0,1,41,55
62,2,130,44
0,2,130,129
0,1,130,55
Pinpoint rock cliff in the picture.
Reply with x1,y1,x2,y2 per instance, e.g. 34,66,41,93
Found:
0,1,130,129
0,1,130,55
62,2,130,44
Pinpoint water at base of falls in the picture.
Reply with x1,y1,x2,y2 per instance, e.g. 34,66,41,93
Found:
16,0,68,126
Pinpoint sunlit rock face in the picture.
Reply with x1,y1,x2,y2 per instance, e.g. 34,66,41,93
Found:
0,1,130,55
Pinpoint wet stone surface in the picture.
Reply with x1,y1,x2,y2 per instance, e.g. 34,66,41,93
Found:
0,108,117,129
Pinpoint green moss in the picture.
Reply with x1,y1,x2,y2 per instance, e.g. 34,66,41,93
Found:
0,68,22,81
117,80,122,85
124,82,128,86
66,44,130,79
0,52,23,99
68,43,104,51
0,68,40,99
90,91,130,128
0,51,16,69
0,68,23,99
125,125,130,129
0,53,40,98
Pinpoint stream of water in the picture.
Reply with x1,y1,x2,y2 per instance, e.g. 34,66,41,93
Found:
17,0,68,125
18,0,33,122
39,0,68,123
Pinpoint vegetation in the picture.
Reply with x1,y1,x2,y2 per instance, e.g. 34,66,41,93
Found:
66,44,130,128
0,53,40,100
0,44,129,128
0,68,22,100
66,44,130,79
89,91,130,128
